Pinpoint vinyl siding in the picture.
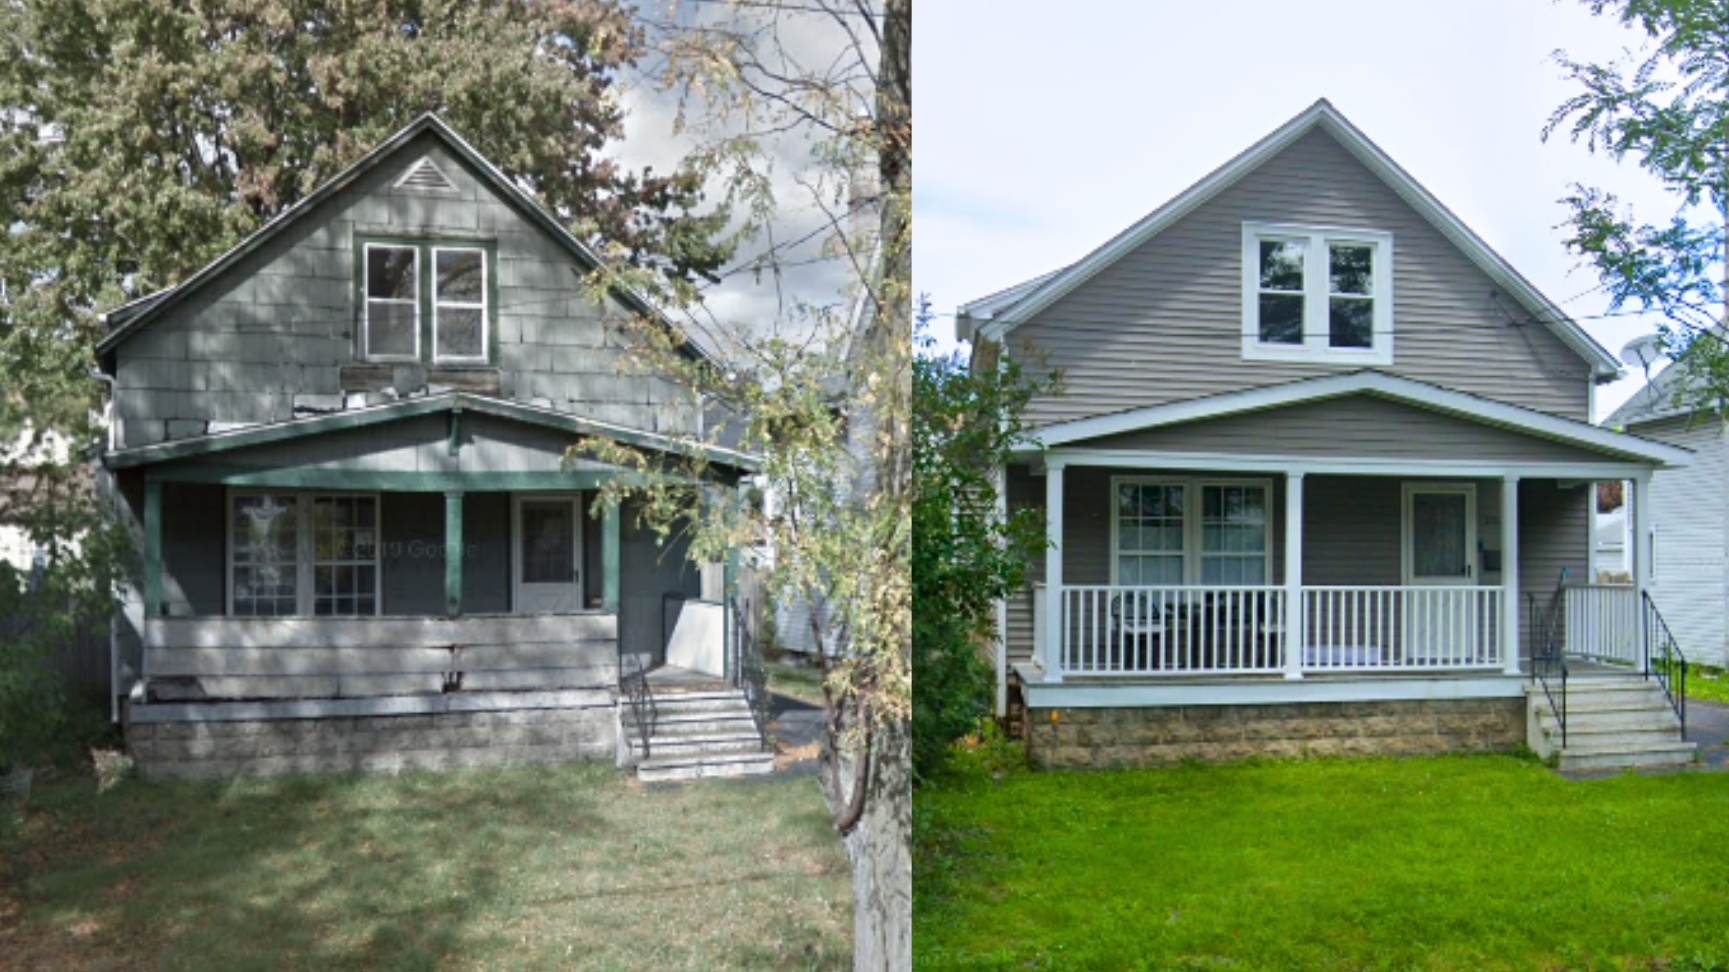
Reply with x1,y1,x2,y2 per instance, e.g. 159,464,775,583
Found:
1003,127,1591,427
1634,416,1729,667
1518,479,1593,662
1083,395,1612,463
113,132,696,448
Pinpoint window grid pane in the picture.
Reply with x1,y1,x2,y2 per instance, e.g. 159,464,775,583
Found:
1117,483,1186,586
1199,485,1268,585
312,496,379,617
232,494,299,617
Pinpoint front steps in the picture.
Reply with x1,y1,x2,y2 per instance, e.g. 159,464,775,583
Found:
1527,675,1696,772
626,686,774,783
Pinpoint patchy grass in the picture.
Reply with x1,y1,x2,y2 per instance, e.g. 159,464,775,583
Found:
915,754,1729,971
1682,663,1729,706
2,762,849,971
768,658,829,708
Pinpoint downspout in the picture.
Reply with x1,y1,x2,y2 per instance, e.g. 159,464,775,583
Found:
87,368,120,722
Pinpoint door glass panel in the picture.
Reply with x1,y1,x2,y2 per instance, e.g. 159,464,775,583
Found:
521,501,574,583
1412,492,1468,578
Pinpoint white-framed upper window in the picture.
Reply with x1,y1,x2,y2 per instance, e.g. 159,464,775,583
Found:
432,246,488,363
1241,222,1393,366
228,491,380,617
1111,476,1272,586
363,244,420,362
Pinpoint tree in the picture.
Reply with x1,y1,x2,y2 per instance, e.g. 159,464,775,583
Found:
0,0,732,445
911,305,1051,782
577,1,911,966
1545,0,1729,408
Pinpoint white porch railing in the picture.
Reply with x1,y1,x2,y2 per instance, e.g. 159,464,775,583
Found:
1055,584,1505,678
1562,584,1639,665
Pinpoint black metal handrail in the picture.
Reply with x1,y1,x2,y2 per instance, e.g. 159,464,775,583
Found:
1528,576,1570,749
620,653,656,761
1641,591,1688,736
730,595,771,749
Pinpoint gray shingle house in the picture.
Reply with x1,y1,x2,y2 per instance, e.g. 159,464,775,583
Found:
960,100,1698,771
99,116,769,781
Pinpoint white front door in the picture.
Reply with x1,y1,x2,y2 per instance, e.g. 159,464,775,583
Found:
1402,483,1480,662
512,495,584,614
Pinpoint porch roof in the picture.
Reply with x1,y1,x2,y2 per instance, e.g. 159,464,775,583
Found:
1023,371,1691,470
103,391,759,475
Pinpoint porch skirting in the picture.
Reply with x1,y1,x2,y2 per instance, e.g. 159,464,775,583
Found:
125,699,617,782
1025,697,1525,769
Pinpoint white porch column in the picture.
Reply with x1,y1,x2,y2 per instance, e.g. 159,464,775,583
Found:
1633,471,1653,673
1043,460,1065,683
1283,472,1305,680
1501,476,1521,674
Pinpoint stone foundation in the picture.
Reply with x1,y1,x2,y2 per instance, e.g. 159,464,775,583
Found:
126,705,617,782
1026,698,1525,769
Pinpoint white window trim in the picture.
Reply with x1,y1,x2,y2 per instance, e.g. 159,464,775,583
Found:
1399,482,1478,585
431,245,489,365
1241,221,1394,366
363,243,421,363
226,489,383,617
1109,475,1275,586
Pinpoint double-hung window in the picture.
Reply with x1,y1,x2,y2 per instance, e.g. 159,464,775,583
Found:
1242,222,1392,365
1113,477,1271,586
359,237,493,365
230,491,380,617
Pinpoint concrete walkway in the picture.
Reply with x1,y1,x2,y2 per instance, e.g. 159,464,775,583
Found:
767,692,825,779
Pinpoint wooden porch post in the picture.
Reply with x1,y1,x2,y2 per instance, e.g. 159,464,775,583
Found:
1632,471,1653,673
444,491,463,618
1043,459,1065,683
143,476,162,618
1284,472,1304,680
602,496,621,612
1501,476,1521,674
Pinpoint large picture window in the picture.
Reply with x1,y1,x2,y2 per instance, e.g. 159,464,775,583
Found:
1241,222,1392,365
1112,477,1272,586
229,492,380,617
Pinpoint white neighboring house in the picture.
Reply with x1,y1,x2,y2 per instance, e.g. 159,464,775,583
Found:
1604,364,1729,668
0,428,77,579
1594,504,1628,579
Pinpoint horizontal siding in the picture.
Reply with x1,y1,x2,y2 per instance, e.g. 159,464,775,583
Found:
1518,480,1592,662
1637,416,1729,667
1005,127,1591,427
1085,395,1612,463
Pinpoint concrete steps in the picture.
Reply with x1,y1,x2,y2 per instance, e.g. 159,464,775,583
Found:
627,685,773,783
1528,675,1695,772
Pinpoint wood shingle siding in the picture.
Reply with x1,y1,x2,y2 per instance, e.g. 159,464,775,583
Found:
1005,128,1592,428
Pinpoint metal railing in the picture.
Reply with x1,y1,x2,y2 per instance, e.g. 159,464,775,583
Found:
620,653,656,761
730,596,771,749
1641,591,1688,735
1528,580,1570,749
1563,584,1639,666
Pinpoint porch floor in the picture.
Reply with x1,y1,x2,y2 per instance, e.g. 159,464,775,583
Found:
644,664,732,693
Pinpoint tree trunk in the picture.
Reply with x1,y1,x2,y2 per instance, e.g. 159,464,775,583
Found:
823,717,911,970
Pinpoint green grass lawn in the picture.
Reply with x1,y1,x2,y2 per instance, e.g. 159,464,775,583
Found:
2,762,850,971
1682,664,1729,705
915,754,1729,971
768,658,829,708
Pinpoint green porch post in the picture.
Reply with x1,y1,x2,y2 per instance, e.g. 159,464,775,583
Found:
723,545,739,680
601,496,620,612
445,491,463,617
143,477,162,617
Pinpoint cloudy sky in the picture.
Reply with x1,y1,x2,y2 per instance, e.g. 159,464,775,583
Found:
916,0,1686,420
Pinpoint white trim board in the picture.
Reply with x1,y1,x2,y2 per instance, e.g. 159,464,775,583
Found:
1023,674,1527,709
960,99,1621,380
1043,449,1655,481
1025,371,1693,467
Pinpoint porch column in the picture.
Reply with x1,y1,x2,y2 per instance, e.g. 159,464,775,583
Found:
1501,476,1521,674
143,476,162,618
602,496,621,612
1283,473,1304,680
1632,471,1653,673
444,491,463,618
1043,459,1064,683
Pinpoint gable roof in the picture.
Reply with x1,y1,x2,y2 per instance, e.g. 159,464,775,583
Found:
96,114,711,363
959,99,1622,381
1604,360,1694,427
1027,370,1690,467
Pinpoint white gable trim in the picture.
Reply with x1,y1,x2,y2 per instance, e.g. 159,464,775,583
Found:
972,100,1621,380
1027,371,1692,467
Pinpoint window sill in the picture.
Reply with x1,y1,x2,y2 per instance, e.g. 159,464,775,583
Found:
1241,341,1392,367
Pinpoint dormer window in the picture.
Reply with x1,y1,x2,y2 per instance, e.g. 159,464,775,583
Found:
357,236,495,366
1241,222,1392,365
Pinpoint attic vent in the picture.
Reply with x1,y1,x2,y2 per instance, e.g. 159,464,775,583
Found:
396,157,458,193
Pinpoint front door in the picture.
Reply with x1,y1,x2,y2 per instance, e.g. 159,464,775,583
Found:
513,495,583,613
1402,483,1480,663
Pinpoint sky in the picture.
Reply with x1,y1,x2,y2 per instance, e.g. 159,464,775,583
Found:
915,0,1687,421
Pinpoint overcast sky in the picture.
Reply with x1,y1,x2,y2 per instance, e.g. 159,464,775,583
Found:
916,0,1686,420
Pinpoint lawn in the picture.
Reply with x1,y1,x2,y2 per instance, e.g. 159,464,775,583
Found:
768,657,830,708
915,754,1729,971
2,762,850,971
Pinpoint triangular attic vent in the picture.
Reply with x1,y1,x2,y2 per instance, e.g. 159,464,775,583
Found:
396,157,458,193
